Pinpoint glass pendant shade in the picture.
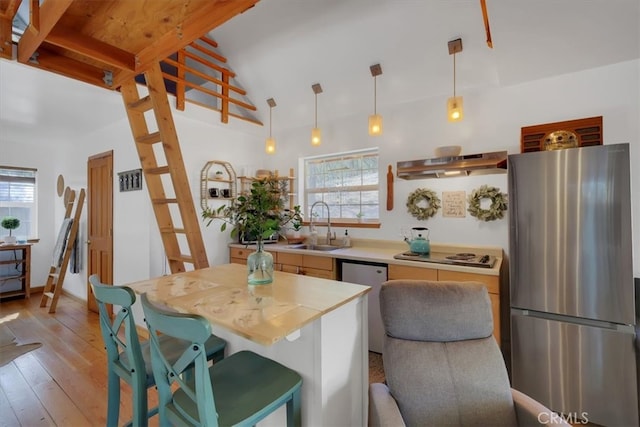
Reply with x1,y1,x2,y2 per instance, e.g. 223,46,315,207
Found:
265,98,277,154
311,127,321,146
311,84,323,146
265,137,276,154
447,96,464,122
368,65,383,136
368,114,383,136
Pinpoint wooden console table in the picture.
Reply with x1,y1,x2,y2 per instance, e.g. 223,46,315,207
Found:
0,244,31,299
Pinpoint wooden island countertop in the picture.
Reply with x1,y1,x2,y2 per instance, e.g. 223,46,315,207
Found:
127,263,370,346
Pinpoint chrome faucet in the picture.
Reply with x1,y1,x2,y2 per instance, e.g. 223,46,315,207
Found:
310,201,335,244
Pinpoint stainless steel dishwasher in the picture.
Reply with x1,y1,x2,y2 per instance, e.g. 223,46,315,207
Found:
340,260,388,353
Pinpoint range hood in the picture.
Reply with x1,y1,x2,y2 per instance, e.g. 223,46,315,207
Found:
396,150,508,179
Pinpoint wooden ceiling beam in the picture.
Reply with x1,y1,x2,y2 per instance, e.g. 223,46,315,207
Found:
26,45,109,88
17,0,73,63
0,0,22,59
47,26,136,71
112,0,258,88
0,0,21,20
0,16,12,59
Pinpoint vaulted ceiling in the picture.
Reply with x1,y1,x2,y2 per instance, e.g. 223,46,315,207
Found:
1,0,639,140
208,0,640,129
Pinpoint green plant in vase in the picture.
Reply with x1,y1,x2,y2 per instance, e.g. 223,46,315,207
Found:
202,178,298,285
1,216,20,245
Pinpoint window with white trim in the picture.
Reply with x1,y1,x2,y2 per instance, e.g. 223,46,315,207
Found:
0,166,38,239
302,148,379,222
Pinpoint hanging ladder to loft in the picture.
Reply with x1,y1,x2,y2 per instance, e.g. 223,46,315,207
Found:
120,61,208,273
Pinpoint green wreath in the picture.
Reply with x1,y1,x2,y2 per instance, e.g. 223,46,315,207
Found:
467,185,508,221
406,188,441,220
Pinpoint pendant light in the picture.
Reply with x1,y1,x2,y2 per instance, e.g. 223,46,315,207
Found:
265,98,276,154
368,63,383,136
311,83,322,146
447,38,464,122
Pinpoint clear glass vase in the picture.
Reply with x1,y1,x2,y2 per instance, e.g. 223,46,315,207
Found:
247,240,274,285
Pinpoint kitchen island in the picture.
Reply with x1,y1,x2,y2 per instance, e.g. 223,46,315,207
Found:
127,263,370,427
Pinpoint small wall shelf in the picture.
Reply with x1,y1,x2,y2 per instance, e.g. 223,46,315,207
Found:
200,161,237,211
238,168,296,212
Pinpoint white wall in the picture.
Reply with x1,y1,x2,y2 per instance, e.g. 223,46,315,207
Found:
60,110,259,299
2,135,72,289
266,60,640,275
3,59,638,300
3,88,259,299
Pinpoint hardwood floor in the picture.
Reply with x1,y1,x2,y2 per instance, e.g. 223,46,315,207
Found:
0,293,158,427
1,293,380,427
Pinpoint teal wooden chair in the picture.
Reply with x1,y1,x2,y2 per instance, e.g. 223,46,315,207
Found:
140,293,303,427
89,275,226,427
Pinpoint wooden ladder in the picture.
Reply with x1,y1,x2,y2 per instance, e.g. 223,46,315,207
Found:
40,188,85,313
120,61,208,273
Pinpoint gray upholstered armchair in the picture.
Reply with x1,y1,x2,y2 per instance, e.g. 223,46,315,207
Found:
369,280,570,427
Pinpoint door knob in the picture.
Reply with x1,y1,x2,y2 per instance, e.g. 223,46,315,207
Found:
86,240,91,244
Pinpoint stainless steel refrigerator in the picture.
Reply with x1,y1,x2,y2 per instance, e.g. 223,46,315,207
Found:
508,143,638,427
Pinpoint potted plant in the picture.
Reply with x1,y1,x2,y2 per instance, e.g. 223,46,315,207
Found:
214,170,224,180
281,205,303,239
1,216,20,245
202,177,296,285
291,219,303,239
356,212,364,223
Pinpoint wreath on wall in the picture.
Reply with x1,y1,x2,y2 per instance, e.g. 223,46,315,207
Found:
406,188,441,220
467,185,508,221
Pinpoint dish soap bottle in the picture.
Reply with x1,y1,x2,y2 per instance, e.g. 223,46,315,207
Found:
342,230,351,248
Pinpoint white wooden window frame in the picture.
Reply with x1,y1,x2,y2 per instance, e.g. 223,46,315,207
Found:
300,148,379,223
0,166,38,239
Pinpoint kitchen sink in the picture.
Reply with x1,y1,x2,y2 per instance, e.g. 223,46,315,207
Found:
285,244,342,252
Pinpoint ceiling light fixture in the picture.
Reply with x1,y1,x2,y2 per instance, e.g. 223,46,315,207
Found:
311,83,322,146
368,63,383,136
447,38,464,122
265,98,276,154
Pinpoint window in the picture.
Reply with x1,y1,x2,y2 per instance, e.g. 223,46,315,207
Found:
302,148,379,222
0,166,38,239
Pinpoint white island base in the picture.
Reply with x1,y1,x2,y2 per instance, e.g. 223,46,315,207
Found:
210,296,369,426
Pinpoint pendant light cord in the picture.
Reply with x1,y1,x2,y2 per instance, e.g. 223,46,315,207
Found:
373,75,377,115
453,53,457,98
269,106,273,138
314,93,318,127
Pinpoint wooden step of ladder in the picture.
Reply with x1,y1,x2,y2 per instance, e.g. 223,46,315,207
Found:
120,61,208,273
40,188,85,313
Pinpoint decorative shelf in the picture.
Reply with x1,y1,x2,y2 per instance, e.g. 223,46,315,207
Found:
200,161,237,211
